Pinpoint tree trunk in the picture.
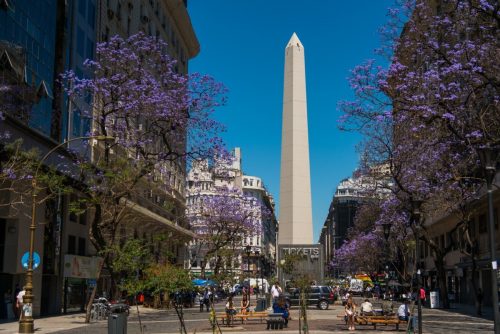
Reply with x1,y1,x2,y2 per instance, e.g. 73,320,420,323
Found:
85,258,105,323
200,260,206,279
434,254,450,309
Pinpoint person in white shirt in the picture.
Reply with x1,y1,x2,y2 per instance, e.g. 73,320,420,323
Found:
397,300,410,321
271,282,282,304
16,287,26,320
360,299,374,315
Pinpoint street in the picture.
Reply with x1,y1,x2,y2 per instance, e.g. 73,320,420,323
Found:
0,296,494,333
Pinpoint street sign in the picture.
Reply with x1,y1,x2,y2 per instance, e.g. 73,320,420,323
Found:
21,251,40,270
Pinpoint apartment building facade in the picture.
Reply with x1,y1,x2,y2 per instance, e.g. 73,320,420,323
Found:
0,0,199,317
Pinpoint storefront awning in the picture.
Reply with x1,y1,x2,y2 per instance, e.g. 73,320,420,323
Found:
120,198,198,239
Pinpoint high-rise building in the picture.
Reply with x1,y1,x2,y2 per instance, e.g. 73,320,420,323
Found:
0,0,200,317
0,1,57,135
279,33,313,245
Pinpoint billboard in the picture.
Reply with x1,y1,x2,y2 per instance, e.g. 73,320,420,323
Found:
63,255,103,279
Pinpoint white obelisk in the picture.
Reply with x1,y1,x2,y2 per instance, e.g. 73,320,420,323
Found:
279,33,313,245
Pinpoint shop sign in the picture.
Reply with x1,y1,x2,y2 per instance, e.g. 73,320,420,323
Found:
63,255,103,279
281,246,320,260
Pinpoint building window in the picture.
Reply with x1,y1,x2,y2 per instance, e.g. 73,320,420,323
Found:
68,235,76,254
69,195,78,222
78,237,86,256
79,206,87,225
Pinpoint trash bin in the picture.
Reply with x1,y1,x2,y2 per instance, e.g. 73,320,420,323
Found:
430,291,439,309
108,307,128,334
255,298,267,312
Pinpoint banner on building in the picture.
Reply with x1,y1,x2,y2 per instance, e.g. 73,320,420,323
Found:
63,255,103,279
278,244,324,287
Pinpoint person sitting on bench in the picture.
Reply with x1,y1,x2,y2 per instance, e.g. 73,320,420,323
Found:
360,299,374,316
225,295,237,325
397,300,410,321
272,296,290,327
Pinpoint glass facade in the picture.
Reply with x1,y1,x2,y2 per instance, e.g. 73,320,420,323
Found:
61,0,95,142
0,0,57,135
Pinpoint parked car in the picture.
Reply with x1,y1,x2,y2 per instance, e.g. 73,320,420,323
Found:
284,285,334,310
232,283,244,295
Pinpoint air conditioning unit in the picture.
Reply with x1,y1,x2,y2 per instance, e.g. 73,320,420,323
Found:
107,9,114,19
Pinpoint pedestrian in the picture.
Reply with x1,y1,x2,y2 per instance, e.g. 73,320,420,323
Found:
476,288,484,316
419,287,426,306
197,290,204,312
271,281,282,304
240,293,250,316
3,289,14,319
203,288,210,312
13,284,20,318
16,286,26,320
272,296,290,327
360,298,373,316
225,295,236,326
345,296,356,331
397,299,410,321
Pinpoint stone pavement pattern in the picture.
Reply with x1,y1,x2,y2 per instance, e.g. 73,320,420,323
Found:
0,302,494,333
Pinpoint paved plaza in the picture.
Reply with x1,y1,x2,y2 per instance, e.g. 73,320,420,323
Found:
0,297,494,334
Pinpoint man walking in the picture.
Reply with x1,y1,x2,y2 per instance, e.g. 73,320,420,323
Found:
16,286,26,320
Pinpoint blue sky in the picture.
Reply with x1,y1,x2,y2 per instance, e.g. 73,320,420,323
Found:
188,1,393,241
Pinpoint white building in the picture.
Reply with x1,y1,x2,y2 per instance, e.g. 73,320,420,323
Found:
185,148,277,279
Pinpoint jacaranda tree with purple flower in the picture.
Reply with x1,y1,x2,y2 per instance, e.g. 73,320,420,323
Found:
61,32,227,320
339,0,499,309
186,185,264,279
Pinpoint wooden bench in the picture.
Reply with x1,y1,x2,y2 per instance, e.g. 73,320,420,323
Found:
216,311,269,325
337,314,407,331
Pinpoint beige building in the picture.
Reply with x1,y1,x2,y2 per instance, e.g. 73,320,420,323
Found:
185,148,278,279
416,180,500,307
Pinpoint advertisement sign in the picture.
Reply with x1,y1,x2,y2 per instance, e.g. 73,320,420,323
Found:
63,255,103,279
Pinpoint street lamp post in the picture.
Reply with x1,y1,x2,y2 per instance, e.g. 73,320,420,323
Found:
478,146,500,334
411,199,423,334
382,222,391,297
19,136,113,334
255,251,264,297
